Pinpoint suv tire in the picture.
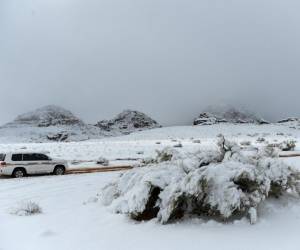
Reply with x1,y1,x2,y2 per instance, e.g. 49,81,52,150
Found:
53,166,65,175
12,168,26,178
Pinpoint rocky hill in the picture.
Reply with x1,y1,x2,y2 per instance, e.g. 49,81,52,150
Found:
0,106,162,143
7,105,84,127
194,105,268,126
95,110,161,135
0,105,105,142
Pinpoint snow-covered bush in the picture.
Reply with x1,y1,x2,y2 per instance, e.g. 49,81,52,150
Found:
173,143,183,148
257,137,266,143
192,139,201,144
97,157,109,166
240,141,251,146
268,140,296,152
280,140,296,151
102,137,300,224
141,147,179,165
10,201,42,216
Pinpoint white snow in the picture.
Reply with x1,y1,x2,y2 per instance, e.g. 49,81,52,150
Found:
1,172,300,250
1,123,300,250
102,139,300,224
0,122,299,160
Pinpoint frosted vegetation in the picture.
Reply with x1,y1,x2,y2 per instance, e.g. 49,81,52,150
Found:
10,201,42,216
102,136,300,224
270,140,296,151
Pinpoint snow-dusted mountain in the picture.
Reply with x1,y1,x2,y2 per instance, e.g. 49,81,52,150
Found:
0,106,161,143
7,105,84,127
0,105,106,143
95,110,161,135
2,104,299,143
193,105,268,125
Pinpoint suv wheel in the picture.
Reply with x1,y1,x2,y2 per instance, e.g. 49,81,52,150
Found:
54,166,65,175
12,169,26,178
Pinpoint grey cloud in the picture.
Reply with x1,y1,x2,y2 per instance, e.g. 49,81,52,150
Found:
1,0,300,126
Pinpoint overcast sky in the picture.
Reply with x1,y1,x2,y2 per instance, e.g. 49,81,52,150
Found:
1,0,300,126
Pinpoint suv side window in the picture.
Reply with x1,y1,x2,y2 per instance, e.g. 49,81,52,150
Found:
12,154,22,161
23,154,49,161
0,154,6,161
36,154,50,161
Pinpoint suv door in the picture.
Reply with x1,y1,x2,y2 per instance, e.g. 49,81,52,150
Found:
22,154,53,174
11,153,28,172
36,154,53,173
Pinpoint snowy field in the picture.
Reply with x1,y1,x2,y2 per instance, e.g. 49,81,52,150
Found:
1,171,300,250
0,123,299,162
1,123,300,250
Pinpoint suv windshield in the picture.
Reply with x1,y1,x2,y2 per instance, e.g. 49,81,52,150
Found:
0,154,5,161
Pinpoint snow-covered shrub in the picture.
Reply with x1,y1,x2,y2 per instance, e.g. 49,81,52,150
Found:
97,157,109,166
156,147,178,162
240,141,251,146
11,201,42,216
173,143,183,148
280,140,296,151
141,147,179,165
257,137,266,143
192,139,201,144
247,133,259,137
268,140,296,152
101,137,300,224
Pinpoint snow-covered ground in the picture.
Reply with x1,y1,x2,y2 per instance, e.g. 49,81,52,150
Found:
1,123,300,250
0,123,299,162
1,171,300,250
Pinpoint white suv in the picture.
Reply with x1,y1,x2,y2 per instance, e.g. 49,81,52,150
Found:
0,152,68,178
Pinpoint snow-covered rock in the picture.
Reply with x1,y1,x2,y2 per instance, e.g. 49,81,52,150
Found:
278,118,299,123
95,110,161,135
194,105,268,125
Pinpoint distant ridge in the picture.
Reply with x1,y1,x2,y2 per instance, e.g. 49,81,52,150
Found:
193,104,269,125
